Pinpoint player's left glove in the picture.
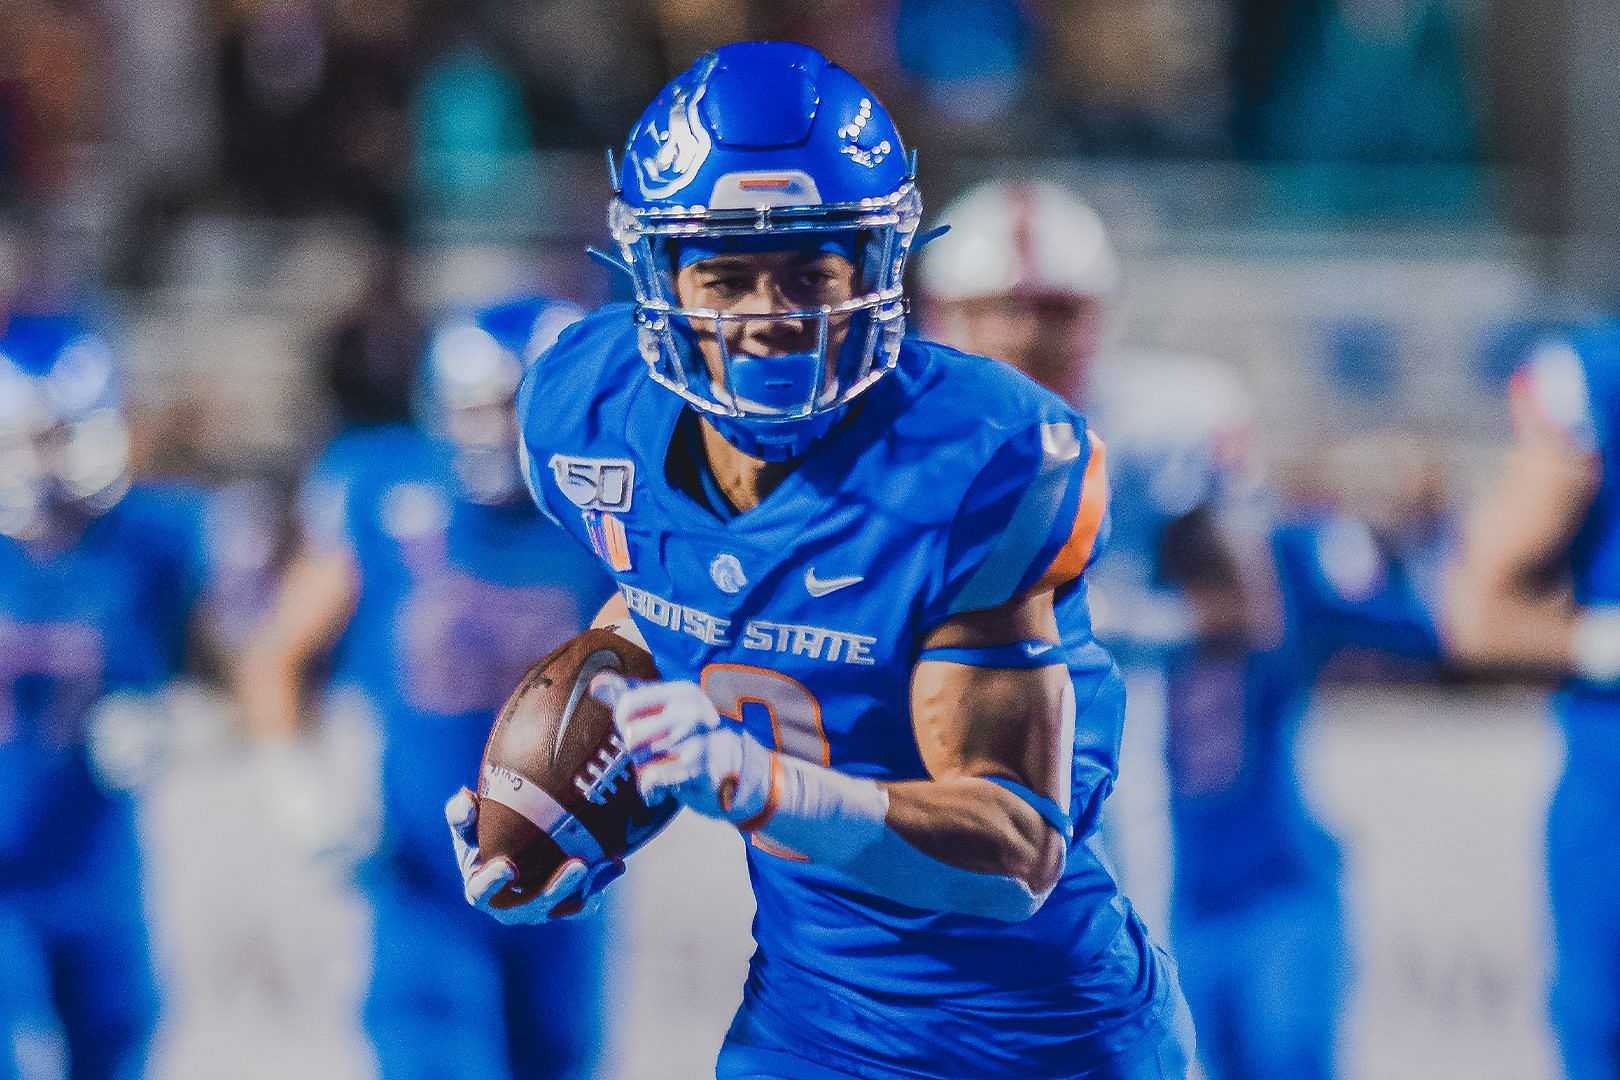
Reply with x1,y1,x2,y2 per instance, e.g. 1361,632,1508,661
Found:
446,788,622,923
592,674,776,829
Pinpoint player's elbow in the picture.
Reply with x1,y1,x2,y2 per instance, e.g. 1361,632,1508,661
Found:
1001,823,1066,920
956,786,1067,920
962,811,1065,922
963,838,1063,922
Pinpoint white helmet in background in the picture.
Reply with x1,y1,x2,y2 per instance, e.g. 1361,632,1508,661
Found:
921,179,1120,398
919,179,1120,302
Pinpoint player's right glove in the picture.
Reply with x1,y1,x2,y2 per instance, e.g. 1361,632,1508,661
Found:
593,674,775,828
446,788,621,924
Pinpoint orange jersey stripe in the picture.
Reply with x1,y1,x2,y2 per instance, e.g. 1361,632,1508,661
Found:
604,514,632,571
1034,432,1109,592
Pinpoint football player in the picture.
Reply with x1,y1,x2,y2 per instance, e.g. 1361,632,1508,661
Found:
0,308,226,1080
921,181,1446,1080
238,297,616,1080
448,43,1194,1079
1444,328,1620,1080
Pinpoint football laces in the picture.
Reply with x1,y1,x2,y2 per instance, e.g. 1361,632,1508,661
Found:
576,733,633,805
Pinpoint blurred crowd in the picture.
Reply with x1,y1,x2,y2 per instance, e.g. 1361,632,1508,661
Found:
0,0,1511,244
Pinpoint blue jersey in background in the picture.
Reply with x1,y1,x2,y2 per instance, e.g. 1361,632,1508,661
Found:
1166,514,1442,1080
307,295,614,1080
0,480,213,1080
1516,326,1620,1080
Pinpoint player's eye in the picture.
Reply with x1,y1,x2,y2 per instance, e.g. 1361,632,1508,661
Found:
701,275,752,298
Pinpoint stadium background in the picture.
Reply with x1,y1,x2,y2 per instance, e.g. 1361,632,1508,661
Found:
0,1,1607,1076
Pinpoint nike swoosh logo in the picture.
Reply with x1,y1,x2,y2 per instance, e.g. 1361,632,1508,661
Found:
1023,642,1056,657
805,568,864,598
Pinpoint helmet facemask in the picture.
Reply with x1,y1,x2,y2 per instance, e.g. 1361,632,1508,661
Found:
417,321,527,505
610,185,922,461
0,342,129,541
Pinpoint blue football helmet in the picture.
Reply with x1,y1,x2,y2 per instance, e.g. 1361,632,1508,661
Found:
417,297,581,504
0,313,129,539
611,41,923,461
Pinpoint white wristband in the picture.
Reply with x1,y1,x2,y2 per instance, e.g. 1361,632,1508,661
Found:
1572,607,1620,683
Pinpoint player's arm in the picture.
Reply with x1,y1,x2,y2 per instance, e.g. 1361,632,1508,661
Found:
235,546,359,742
589,591,648,650
598,590,1072,922
876,590,1072,905
1443,348,1603,677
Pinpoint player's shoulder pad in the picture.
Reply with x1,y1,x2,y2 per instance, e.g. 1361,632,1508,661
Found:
298,423,434,549
308,423,425,485
516,304,641,521
1274,512,1390,608
902,341,1111,617
517,303,639,440
108,479,213,577
114,479,208,535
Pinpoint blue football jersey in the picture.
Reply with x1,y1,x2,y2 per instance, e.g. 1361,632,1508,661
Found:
1166,515,1443,914
1525,327,1620,775
319,425,615,886
300,422,439,693
518,305,1177,1076
0,483,210,878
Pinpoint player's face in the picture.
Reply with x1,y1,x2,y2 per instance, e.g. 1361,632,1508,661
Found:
0,418,113,536
933,293,1107,396
674,250,859,390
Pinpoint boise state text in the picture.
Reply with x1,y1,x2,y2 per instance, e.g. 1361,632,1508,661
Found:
517,304,1181,1079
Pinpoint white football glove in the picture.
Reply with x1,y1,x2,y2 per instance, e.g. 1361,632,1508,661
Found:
591,673,775,828
86,691,171,792
445,788,620,924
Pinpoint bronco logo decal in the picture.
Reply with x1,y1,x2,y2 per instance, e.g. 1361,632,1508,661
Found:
635,57,716,201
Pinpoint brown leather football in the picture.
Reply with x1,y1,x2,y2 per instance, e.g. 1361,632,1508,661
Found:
475,627,671,910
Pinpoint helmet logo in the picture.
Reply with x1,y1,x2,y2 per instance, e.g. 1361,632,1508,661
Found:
709,553,748,594
838,99,893,169
636,72,714,201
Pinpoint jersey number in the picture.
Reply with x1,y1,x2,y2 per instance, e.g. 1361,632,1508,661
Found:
700,664,827,861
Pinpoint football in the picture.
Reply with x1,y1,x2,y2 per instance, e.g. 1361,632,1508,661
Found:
475,626,672,910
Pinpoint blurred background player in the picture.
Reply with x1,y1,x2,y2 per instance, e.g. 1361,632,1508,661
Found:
921,180,1450,1080
0,299,232,1080
1445,327,1620,1080
920,176,1248,936
1154,434,1447,1080
237,295,615,1080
